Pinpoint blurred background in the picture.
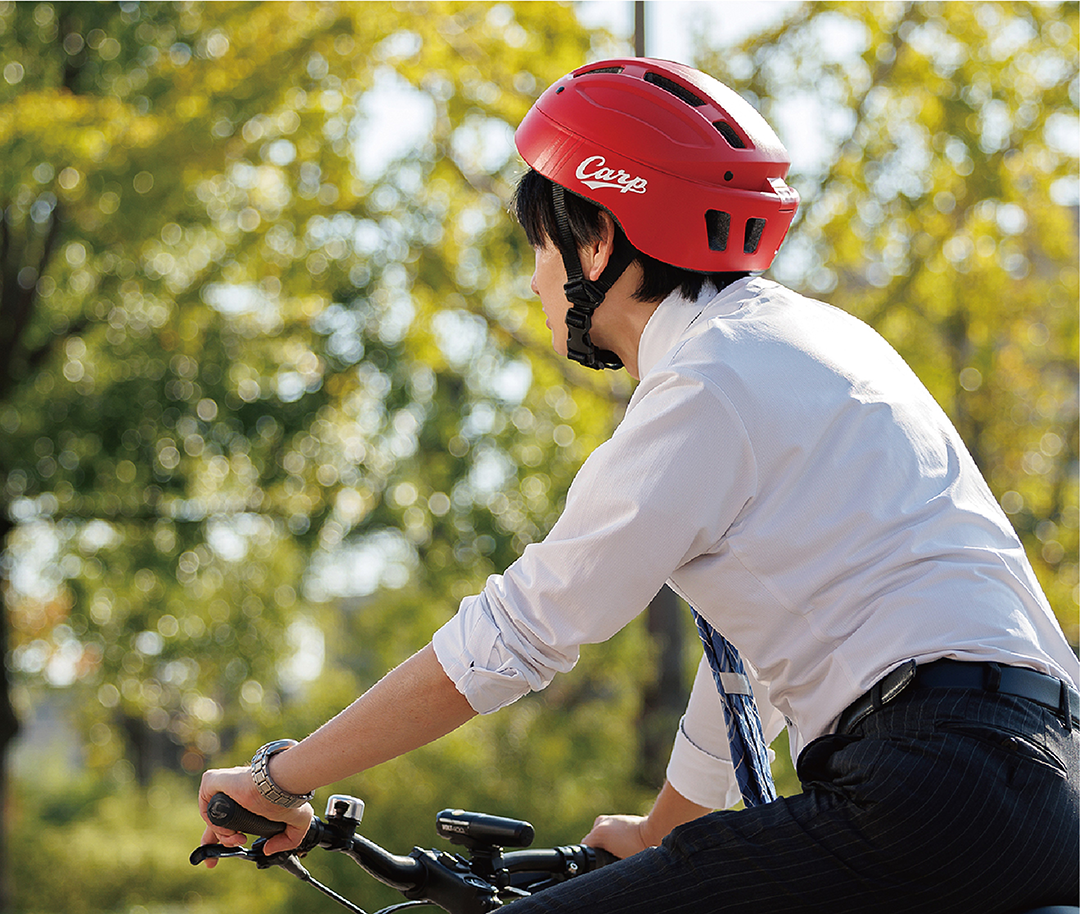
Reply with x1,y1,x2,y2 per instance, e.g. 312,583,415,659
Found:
1,1,1076,911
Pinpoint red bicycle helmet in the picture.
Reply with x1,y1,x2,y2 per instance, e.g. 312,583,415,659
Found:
515,58,799,273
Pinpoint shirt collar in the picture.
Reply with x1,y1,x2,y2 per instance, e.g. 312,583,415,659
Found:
637,277,756,379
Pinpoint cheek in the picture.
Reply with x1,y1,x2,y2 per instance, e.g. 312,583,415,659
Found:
533,249,565,296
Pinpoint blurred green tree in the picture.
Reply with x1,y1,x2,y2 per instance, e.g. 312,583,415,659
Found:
697,0,1079,642
9,1,1075,910
1,2,651,906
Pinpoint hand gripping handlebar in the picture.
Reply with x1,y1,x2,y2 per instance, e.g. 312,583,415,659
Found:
200,793,426,889
195,793,616,914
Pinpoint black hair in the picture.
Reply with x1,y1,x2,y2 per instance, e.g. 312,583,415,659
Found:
513,168,748,303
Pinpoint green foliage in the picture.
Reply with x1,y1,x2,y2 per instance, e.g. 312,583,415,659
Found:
1,2,638,908
698,0,1079,642
2,0,616,778
4,1,1074,911
12,770,277,914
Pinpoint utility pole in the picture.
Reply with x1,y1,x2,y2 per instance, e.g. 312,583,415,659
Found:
632,0,691,789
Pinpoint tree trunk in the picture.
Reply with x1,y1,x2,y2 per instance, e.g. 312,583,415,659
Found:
637,585,687,788
0,513,21,912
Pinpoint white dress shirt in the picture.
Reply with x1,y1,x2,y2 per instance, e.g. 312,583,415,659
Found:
433,277,1079,809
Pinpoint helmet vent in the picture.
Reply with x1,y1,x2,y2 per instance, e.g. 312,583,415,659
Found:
744,218,767,254
644,71,706,107
575,65,624,76
713,121,746,149
706,210,731,252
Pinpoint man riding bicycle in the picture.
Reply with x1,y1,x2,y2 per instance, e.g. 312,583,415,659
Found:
200,59,1079,913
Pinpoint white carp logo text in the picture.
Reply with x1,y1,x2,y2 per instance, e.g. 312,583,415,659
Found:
575,156,648,194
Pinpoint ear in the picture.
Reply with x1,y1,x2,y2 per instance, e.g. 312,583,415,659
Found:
582,213,616,282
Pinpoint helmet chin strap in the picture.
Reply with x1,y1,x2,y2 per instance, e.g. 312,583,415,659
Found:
550,184,636,371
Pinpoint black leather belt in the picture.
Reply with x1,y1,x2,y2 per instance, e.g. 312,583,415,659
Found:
836,659,1080,735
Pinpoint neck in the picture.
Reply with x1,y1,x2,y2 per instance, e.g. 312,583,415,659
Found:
589,264,660,380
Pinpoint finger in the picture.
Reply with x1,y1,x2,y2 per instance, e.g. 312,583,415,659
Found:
198,825,232,868
584,814,612,842
582,826,608,847
261,823,306,856
583,821,609,842
202,821,246,849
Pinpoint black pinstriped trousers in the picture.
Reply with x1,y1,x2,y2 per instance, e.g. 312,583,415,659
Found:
512,688,1079,913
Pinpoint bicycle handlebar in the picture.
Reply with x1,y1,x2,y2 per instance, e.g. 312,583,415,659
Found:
198,792,617,914
205,793,426,889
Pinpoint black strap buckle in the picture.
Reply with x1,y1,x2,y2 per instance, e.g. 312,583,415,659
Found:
566,311,623,370
548,183,633,372
563,280,605,310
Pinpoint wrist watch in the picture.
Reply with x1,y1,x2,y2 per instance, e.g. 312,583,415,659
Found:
249,739,315,808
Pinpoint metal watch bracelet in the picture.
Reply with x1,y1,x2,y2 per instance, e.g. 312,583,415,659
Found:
249,739,314,809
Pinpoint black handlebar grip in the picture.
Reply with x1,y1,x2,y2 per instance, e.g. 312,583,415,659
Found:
207,792,287,838
590,846,619,869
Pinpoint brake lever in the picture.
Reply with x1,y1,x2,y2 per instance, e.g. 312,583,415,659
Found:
190,843,256,866
192,840,370,913
190,840,312,876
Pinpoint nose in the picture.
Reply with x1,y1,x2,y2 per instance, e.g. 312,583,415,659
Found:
530,271,539,295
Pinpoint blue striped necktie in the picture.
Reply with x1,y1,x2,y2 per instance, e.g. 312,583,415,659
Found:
692,608,777,807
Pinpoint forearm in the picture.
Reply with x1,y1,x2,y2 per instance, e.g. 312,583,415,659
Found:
270,643,477,795
641,779,713,845
198,643,476,858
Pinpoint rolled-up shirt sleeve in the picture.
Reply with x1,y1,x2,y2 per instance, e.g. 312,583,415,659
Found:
433,581,580,714
666,654,787,810
431,366,757,716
